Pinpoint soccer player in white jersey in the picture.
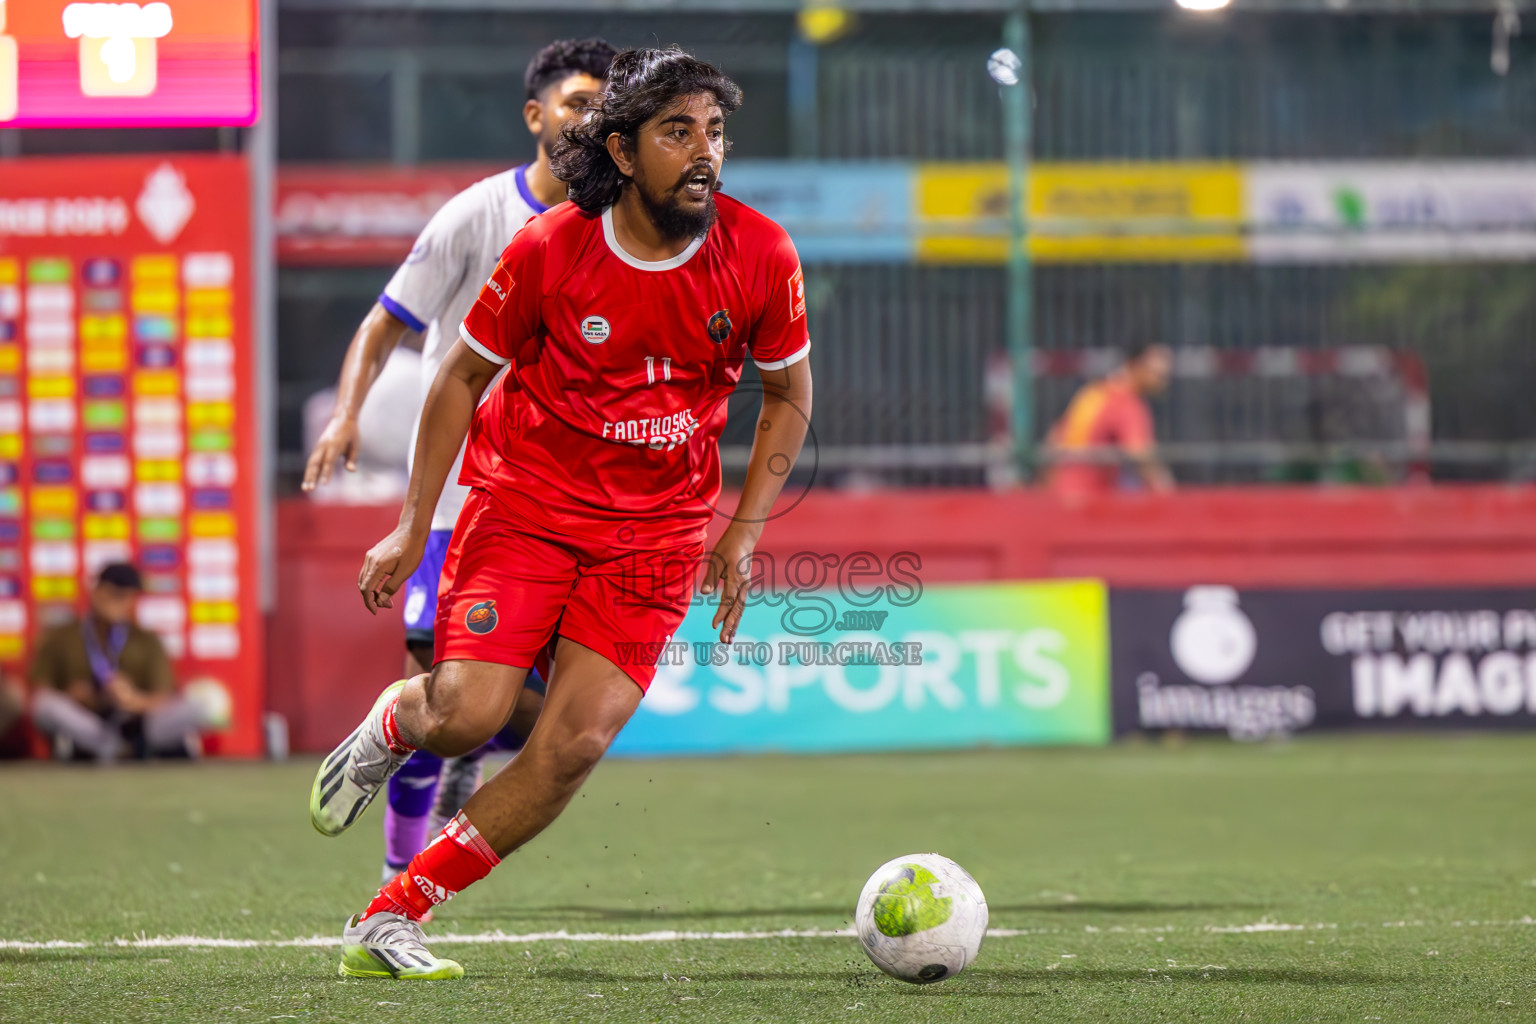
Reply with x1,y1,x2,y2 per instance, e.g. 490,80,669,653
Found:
301,37,616,892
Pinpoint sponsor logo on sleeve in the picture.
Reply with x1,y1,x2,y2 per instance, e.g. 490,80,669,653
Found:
788,265,806,322
481,264,512,315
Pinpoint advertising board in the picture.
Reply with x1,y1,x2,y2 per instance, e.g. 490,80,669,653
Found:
276,161,914,266
1112,586,1536,740
276,161,1536,267
915,162,1245,263
613,579,1110,756
1247,162,1536,262
0,154,262,755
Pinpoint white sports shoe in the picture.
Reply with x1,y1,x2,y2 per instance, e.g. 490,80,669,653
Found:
338,911,463,980
310,681,413,837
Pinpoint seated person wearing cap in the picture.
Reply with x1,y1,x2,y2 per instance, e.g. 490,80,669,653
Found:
29,563,212,761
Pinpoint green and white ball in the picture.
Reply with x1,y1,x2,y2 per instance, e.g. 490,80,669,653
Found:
855,853,988,984
182,677,233,731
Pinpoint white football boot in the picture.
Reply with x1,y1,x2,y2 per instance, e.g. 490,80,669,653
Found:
310,680,413,837
338,911,463,980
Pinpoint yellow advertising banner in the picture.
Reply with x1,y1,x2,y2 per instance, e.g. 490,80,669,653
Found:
916,162,1246,263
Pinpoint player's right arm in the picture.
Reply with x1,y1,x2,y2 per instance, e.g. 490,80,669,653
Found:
1118,395,1175,493
356,237,541,615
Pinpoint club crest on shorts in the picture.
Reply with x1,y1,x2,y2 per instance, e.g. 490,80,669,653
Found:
580,315,610,344
707,309,732,344
465,600,498,635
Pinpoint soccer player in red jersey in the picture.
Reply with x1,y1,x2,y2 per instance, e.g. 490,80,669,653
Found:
308,48,813,980
1045,342,1174,498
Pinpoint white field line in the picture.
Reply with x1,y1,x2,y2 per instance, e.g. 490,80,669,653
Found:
0,928,863,951
3,917,1535,952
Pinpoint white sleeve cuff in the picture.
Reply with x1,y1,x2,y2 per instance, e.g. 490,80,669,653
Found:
753,340,811,372
459,322,510,366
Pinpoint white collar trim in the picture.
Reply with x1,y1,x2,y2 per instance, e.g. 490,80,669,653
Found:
601,205,706,271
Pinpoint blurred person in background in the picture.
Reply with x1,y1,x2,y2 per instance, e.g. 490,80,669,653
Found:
29,563,215,761
0,670,25,758
1044,342,1175,497
300,38,616,896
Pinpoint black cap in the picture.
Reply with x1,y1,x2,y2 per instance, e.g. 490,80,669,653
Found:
97,562,143,591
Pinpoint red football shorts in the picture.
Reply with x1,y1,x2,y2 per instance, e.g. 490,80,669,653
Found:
431,488,704,691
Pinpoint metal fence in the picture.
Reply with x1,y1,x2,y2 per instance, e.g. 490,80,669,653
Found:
274,11,1536,163
708,262,1530,488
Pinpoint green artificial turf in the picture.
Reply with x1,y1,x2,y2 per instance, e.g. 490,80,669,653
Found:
3,734,1536,1022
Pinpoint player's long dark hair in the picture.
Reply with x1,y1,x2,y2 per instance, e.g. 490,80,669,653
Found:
551,48,742,215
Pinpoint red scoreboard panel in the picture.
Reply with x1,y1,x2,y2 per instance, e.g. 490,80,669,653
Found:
0,154,262,756
0,0,259,128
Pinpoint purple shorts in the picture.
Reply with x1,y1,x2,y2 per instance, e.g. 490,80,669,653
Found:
401,528,453,648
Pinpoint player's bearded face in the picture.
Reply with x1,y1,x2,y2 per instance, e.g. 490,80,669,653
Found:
630,94,726,242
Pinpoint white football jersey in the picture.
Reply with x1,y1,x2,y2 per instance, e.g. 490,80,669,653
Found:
380,165,550,530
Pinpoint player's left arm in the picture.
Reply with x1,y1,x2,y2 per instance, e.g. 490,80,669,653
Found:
704,357,813,644
703,230,814,643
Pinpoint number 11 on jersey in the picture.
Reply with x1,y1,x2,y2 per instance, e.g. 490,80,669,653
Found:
644,356,672,384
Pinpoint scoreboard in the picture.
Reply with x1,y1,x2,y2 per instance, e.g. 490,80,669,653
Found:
0,154,262,756
0,0,258,127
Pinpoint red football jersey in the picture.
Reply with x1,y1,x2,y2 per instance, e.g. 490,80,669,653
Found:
458,194,811,547
1046,379,1154,497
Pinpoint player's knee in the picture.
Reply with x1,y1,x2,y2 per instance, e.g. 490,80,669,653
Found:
545,725,613,786
417,710,497,758
413,673,499,756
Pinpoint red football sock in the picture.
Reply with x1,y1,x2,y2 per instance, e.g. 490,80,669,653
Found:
362,811,500,922
380,694,414,756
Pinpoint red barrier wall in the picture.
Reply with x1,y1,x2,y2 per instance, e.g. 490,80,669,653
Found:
270,486,1536,751
730,486,1536,587
269,501,403,754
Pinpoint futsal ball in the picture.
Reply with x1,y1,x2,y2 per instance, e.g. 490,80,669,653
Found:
182,677,233,731
855,853,988,984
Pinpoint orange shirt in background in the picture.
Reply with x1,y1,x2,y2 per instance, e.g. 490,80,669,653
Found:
1046,378,1155,497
